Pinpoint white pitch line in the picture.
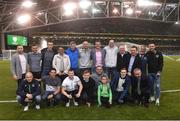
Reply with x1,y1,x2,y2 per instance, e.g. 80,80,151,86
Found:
163,55,175,61
0,100,17,103
161,89,180,93
176,58,180,62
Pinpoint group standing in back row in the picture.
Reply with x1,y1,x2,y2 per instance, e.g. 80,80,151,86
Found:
11,40,163,111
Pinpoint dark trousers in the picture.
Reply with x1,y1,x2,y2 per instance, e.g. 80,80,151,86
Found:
105,67,117,81
132,92,149,104
81,91,94,104
101,97,111,108
32,72,41,79
17,74,26,88
62,90,79,103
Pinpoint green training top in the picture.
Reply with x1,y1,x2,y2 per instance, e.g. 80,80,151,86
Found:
97,83,112,106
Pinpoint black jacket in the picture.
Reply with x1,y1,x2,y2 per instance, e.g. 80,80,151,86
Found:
116,52,130,72
125,54,141,74
41,48,57,70
131,75,150,96
16,79,41,98
80,77,95,97
146,50,163,73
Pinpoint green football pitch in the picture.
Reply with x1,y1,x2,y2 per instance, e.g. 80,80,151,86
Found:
0,56,180,120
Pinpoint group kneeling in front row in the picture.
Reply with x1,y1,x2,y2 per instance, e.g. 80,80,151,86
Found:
16,67,150,111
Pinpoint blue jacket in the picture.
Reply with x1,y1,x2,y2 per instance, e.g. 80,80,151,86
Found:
66,48,79,69
16,79,41,98
112,74,131,100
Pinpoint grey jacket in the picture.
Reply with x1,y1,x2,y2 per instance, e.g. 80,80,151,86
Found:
90,49,106,67
11,53,29,79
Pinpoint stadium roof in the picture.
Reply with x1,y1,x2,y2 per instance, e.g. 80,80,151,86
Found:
0,0,179,32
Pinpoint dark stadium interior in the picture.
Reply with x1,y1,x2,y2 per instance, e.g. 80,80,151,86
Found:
0,0,180,55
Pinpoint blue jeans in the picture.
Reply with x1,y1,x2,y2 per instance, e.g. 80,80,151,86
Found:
41,67,51,77
16,95,41,106
42,91,61,103
148,73,161,99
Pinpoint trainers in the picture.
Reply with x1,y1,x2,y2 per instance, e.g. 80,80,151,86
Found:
65,101,70,107
118,99,124,104
155,99,160,106
149,96,155,102
23,106,29,112
73,100,78,106
35,105,40,110
86,102,91,107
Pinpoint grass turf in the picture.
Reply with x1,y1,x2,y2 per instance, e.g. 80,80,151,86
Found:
0,56,180,120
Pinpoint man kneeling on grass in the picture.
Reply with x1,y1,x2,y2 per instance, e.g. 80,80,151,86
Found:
98,75,112,108
16,72,41,111
42,68,61,106
61,69,83,107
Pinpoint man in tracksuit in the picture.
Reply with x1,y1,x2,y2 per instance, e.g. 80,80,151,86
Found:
16,72,41,111
66,41,79,76
146,43,163,106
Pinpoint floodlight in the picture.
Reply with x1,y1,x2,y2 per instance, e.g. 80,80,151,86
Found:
137,0,161,7
63,2,76,11
22,1,36,8
17,14,31,24
79,0,91,9
112,8,119,14
92,8,100,13
126,8,133,15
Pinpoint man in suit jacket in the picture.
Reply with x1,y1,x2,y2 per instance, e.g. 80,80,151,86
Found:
90,41,106,73
131,68,150,107
112,68,131,104
11,45,28,87
125,46,141,76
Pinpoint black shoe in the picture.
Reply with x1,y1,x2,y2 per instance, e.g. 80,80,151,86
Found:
47,101,51,107
144,103,149,108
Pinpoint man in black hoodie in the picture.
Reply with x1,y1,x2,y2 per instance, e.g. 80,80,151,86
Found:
146,43,163,106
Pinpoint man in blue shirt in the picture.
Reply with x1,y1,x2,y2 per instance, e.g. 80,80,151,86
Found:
66,41,79,75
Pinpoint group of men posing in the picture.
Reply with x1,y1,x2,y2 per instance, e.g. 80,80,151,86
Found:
11,40,163,111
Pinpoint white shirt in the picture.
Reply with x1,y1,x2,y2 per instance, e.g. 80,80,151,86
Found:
104,46,118,67
116,78,125,92
128,56,135,73
19,54,27,74
62,76,81,91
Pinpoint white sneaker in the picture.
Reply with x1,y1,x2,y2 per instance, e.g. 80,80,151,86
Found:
73,100,78,106
65,101,70,107
24,106,29,112
149,96,155,102
155,99,160,106
35,105,40,110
